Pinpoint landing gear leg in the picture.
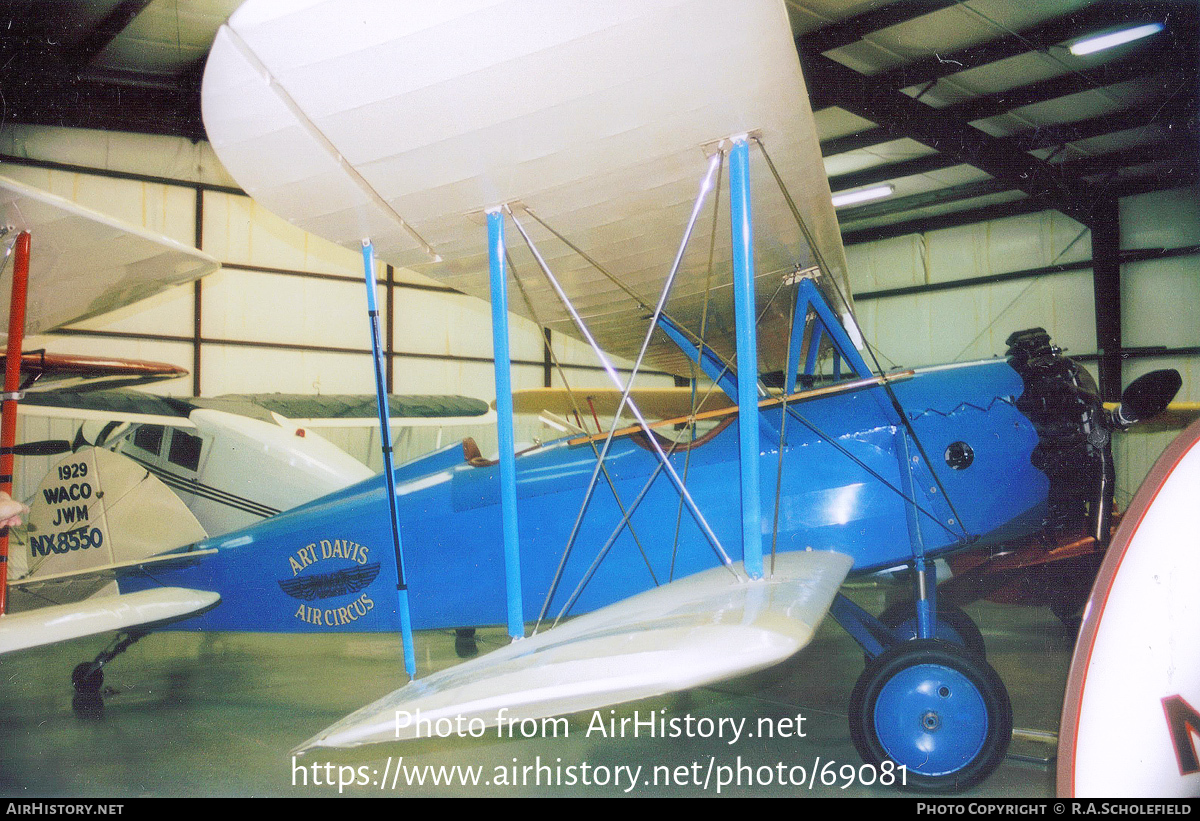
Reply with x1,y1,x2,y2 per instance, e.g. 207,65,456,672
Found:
848,639,1012,792
878,600,987,659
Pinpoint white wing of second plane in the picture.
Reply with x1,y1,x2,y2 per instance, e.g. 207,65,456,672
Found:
18,389,493,429
295,550,852,752
0,175,219,339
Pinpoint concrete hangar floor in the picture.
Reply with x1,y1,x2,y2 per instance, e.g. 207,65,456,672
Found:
0,586,1072,798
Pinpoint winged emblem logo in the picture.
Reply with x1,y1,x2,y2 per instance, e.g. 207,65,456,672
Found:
278,563,381,601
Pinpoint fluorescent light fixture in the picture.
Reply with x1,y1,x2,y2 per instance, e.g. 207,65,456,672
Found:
1069,22,1164,55
832,184,894,208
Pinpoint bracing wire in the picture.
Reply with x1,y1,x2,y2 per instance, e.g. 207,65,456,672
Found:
505,249,661,604
754,137,973,544
506,163,740,625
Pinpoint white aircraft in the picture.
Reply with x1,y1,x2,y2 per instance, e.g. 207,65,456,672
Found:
0,172,220,632
0,171,493,578
0,170,496,681
15,389,495,540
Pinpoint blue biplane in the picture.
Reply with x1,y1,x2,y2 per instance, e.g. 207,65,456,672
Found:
1,0,1181,793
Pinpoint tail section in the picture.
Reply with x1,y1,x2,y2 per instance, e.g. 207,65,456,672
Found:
19,447,207,580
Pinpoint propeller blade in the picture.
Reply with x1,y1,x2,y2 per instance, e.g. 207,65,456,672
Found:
95,420,123,447
1115,369,1183,428
12,440,73,456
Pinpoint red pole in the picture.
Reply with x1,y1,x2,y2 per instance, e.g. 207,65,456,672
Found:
0,231,31,616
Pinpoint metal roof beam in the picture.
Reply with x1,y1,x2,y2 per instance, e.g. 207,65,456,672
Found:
65,0,155,71
800,0,964,108
822,93,1197,159
841,198,1049,245
941,47,1185,123
832,141,1193,204
1005,95,1197,152
839,164,1198,246
1058,143,1197,179
2,78,204,141
1106,165,1200,199
801,51,1097,226
837,178,1011,223
797,0,963,55
869,2,1193,92
828,153,961,193
820,126,895,157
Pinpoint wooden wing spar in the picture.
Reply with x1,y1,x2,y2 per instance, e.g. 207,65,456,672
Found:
0,176,220,339
201,0,852,376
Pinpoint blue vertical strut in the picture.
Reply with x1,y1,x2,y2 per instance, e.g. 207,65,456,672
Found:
361,240,417,677
728,138,763,579
487,208,525,640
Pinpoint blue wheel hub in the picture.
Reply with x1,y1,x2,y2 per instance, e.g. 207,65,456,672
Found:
873,663,989,776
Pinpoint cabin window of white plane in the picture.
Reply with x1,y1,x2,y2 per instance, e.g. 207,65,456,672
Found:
131,424,165,457
167,430,204,473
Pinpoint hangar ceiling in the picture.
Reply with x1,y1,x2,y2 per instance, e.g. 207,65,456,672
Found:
0,0,1195,242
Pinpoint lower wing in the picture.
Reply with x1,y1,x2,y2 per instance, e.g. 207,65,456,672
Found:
296,550,853,752
0,586,219,654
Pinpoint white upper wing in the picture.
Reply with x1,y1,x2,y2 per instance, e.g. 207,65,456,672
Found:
295,550,852,751
201,0,850,376
0,176,220,338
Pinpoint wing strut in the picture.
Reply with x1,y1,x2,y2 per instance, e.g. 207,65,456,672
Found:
500,153,738,628
485,209,525,641
360,240,417,677
504,252,660,592
0,230,30,616
729,136,764,580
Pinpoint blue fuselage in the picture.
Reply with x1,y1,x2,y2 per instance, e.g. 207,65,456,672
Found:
121,359,1047,634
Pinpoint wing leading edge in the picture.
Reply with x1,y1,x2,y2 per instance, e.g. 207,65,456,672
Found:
295,549,853,752
0,587,220,655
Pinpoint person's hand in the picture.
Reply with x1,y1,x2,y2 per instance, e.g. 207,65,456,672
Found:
0,491,29,529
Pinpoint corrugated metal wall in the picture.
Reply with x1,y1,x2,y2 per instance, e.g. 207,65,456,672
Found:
845,185,1200,508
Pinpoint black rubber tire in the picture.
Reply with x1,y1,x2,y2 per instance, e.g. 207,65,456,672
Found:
71,662,103,694
878,601,987,659
849,639,1012,793
454,627,479,659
